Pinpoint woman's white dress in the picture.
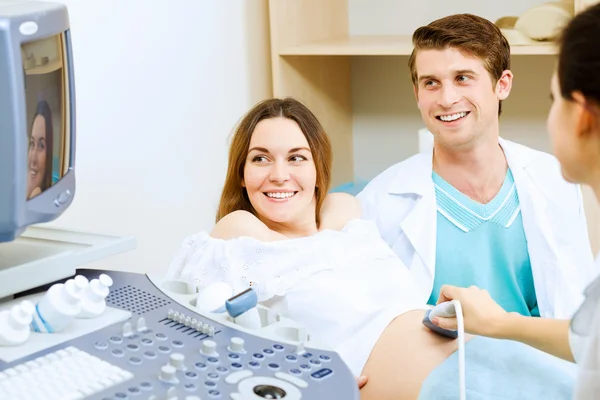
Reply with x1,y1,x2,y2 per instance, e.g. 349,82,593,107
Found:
166,219,427,376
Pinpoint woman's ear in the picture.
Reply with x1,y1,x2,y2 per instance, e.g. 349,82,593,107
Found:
572,92,598,138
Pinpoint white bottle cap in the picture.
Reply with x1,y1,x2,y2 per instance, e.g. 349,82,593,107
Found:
99,274,113,288
8,300,34,330
63,279,84,305
74,275,89,290
87,274,112,302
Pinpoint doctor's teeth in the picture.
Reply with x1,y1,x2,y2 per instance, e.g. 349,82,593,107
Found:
439,112,467,122
267,192,295,198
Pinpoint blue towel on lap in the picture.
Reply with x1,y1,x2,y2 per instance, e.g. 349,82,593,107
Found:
418,336,577,399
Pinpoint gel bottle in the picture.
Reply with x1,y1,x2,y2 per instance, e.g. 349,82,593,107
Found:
31,278,85,333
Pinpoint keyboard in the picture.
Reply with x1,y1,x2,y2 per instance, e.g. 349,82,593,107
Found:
0,346,134,400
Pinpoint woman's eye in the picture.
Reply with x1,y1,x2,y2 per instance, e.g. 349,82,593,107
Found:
252,155,268,163
290,155,307,162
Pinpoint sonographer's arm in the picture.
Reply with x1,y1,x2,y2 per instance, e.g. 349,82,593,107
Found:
432,285,574,363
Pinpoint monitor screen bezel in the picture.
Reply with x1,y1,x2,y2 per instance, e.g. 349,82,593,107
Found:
0,1,76,243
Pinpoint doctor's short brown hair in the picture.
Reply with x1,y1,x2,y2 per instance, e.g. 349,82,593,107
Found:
408,14,511,115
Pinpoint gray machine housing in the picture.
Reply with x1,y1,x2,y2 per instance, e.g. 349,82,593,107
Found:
0,0,76,243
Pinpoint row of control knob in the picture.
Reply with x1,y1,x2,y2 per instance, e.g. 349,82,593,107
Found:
168,309,216,337
201,337,246,356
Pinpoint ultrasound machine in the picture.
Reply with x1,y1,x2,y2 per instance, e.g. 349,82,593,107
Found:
0,2,360,399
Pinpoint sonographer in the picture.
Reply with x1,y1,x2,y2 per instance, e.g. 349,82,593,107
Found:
430,4,600,398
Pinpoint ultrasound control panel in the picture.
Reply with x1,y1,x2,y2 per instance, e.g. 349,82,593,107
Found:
0,269,360,400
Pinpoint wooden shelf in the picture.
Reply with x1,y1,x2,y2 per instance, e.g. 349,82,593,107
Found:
279,35,557,56
25,58,62,75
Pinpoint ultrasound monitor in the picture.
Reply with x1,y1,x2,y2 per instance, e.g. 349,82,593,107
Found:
0,0,76,243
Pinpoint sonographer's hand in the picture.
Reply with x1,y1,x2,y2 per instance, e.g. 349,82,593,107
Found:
432,285,509,338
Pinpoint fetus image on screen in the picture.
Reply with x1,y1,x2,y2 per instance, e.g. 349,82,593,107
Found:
27,100,53,200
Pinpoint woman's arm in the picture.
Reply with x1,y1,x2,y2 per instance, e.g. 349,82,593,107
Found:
433,285,574,362
210,210,284,241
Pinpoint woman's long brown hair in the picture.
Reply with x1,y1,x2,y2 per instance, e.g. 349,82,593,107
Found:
216,98,332,226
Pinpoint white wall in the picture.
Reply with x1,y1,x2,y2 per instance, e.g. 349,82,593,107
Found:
43,0,272,275
348,0,554,180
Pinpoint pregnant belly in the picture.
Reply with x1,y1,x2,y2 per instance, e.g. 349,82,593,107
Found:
359,309,474,400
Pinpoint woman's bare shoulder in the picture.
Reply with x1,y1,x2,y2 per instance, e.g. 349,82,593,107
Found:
210,210,281,241
320,192,363,231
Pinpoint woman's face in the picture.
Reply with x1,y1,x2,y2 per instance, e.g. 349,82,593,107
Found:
547,71,591,184
243,117,318,228
27,114,47,197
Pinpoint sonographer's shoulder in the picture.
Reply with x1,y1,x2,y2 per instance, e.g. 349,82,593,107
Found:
211,210,282,242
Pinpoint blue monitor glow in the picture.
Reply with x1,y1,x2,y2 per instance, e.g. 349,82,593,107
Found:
0,0,76,243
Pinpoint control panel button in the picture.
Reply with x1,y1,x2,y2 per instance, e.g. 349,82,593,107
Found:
310,368,334,381
207,372,219,380
159,365,177,382
201,340,218,356
194,362,207,371
169,353,185,370
263,349,274,356
228,337,246,353
136,317,148,332
122,322,134,337
185,371,199,379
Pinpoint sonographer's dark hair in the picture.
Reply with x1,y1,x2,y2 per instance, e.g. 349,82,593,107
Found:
557,3,600,107
31,99,54,191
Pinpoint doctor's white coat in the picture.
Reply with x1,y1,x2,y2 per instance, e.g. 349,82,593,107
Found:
357,138,597,319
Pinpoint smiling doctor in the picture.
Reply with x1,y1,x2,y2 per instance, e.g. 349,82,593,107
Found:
356,13,596,319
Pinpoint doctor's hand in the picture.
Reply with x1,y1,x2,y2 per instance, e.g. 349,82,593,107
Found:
432,285,509,338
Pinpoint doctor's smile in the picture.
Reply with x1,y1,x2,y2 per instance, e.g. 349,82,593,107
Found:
436,111,471,122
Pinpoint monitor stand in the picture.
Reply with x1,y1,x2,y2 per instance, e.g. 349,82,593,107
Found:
0,225,136,362
0,225,136,300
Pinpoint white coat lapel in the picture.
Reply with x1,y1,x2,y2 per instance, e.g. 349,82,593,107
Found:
387,153,437,291
501,138,556,316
